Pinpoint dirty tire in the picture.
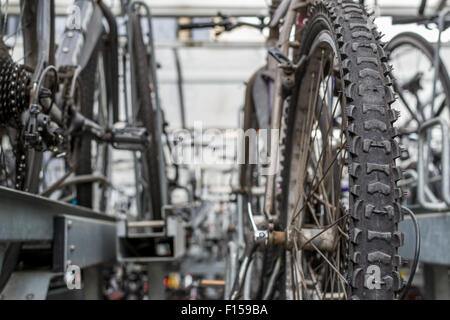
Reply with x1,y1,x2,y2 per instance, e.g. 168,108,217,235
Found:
279,0,404,300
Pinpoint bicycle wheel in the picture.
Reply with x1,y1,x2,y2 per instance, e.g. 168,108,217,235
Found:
387,32,450,202
74,45,112,211
279,0,404,300
236,68,276,300
130,10,164,220
387,32,450,133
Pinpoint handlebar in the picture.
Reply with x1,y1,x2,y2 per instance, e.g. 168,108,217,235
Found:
391,0,450,29
391,15,435,25
178,14,266,34
392,13,450,30
179,21,226,30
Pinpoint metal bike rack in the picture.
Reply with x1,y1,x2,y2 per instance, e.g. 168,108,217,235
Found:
116,204,187,262
417,117,450,210
416,8,450,211
0,186,117,299
399,117,450,299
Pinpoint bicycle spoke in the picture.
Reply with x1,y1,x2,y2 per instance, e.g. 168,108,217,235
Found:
306,260,323,298
292,241,310,300
280,1,401,301
298,213,348,250
290,142,344,225
282,32,350,299
287,55,335,226
309,241,347,285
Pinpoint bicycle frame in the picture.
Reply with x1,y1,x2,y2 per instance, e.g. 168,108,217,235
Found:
263,0,298,221
17,0,169,220
230,0,312,299
20,0,119,191
240,0,311,222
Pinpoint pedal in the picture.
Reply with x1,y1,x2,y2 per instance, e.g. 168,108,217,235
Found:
108,126,149,151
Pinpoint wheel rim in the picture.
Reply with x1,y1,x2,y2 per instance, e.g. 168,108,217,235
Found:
284,29,349,300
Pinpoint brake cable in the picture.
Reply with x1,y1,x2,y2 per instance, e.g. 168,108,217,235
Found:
399,206,421,300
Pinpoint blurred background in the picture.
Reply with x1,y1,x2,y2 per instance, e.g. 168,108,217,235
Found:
2,0,450,300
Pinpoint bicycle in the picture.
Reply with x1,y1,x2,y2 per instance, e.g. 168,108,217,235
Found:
0,0,168,294
183,0,414,300
386,0,450,211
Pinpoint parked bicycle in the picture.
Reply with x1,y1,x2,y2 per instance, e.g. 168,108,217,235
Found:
386,0,450,211
0,0,168,293
183,0,418,300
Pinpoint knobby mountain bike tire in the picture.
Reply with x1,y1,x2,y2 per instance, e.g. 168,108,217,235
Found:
279,0,404,300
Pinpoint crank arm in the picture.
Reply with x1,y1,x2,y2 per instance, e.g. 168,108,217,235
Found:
102,127,150,151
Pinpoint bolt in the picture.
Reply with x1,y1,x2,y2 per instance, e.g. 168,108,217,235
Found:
67,260,72,266
259,232,265,239
26,293,34,300
62,47,69,53
70,244,76,252
67,220,73,229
